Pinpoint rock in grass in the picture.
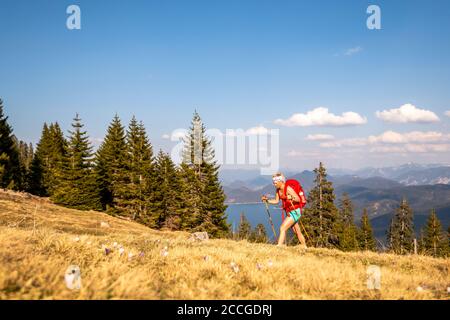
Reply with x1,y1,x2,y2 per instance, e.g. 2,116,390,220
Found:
230,262,240,273
100,221,110,228
161,247,169,257
189,232,209,242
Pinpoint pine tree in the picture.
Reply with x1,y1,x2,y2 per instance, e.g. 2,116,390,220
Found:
358,208,376,251
180,111,229,237
94,115,128,211
115,117,155,221
178,162,204,230
421,209,447,258
0,99,22,190
51,114,101,210
337,193,359,251
302,162,339,248
250,223,268,243
151,150,183,229
27,123,67,196
387,198,414,255
14,139,33,191
237,213,252,240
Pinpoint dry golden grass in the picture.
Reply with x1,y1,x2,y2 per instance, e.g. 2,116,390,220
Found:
0,189,449,300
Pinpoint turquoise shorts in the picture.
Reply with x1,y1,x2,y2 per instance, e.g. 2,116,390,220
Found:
288,208,302,223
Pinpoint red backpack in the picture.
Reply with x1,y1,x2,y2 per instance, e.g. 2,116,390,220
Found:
279,179,307,216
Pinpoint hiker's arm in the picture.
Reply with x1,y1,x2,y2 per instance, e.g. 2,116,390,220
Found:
261,192,279,204
286,186,300,203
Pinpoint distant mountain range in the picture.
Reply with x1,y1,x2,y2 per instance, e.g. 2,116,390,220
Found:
221,163,450,239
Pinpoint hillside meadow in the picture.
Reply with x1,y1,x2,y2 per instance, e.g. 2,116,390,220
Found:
0,190,449,300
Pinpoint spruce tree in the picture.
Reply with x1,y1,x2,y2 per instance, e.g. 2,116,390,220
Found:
51,114,101,210
358,208,376,251
151,150,183,229
387,198,414,255
27,122,67,196
250,223,268,243
337,193,359,251
178,162,204,230
115,117,155,221
421,209,447,257
94,115,128,211
0,99,22,190
237,213,252,240
180,111,229,237
302,162,339,248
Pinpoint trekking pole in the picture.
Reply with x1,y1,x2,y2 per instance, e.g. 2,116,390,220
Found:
263,200,278,241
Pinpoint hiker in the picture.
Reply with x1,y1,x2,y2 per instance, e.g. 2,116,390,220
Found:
261,173,307,248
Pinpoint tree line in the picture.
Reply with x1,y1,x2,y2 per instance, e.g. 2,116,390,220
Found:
0,99,229,237
301,162,449,257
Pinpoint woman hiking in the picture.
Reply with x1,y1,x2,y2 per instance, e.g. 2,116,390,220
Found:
261,173,307,248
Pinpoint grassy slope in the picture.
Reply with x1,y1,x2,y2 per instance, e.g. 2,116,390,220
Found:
0,190,449,300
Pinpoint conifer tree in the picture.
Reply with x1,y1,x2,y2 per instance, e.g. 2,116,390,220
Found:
178,162,204,230
94,115,128,211
0,99,22,190
27,123,67,196
421,209,447,257
180,111,229,237
237,213,252,240
387,198,414,255
302,162,339,248
151,150,183,229
115,117,155,221
358,208,376,251
51,114,101,210
250,223,268,243
337,193,359,251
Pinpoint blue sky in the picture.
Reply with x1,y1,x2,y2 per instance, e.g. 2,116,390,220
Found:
1,0,450,171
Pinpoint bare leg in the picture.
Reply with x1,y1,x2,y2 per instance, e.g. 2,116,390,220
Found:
277,216,296,246
292,223,307,248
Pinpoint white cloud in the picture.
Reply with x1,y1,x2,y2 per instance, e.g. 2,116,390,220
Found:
369,144,450,154
320,138,367,148
367,131,446,144
162,130,186,141
445,111,450,117
275,107,367,127
375,104,440,123
226,126,271,136
344,46,363,56
320,130,450,154
305,134,335,141
245,126,269,135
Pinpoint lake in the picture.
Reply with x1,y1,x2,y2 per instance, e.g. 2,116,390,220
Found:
225,203,285,241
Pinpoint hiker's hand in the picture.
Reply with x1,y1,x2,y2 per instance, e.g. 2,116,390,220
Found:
261,195,268,202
